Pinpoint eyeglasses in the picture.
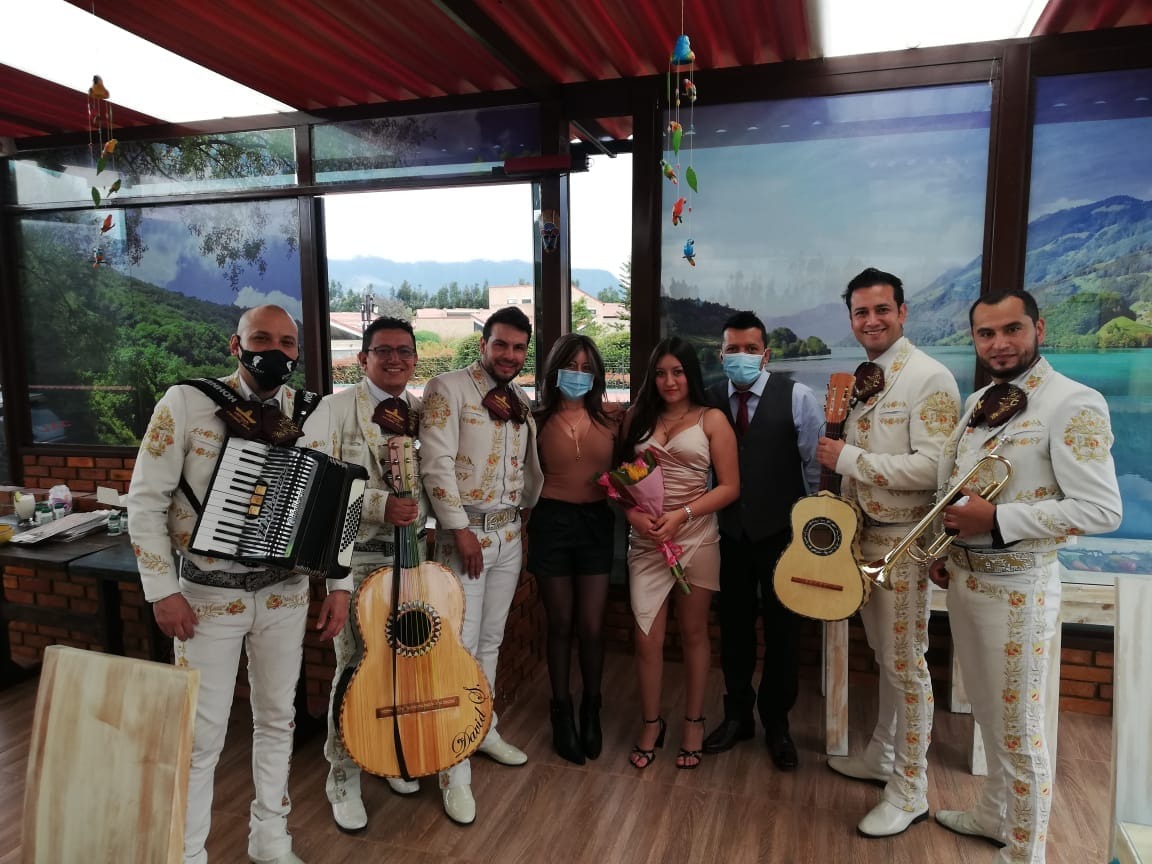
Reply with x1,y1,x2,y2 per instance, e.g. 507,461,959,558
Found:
366,346,416,360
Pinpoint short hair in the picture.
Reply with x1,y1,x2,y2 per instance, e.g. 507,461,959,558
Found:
721,311,768,347
483,306,533,342
361,316,415,353
842,267,905,309
969,289,1041,328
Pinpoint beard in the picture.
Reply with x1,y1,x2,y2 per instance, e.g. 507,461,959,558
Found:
482,357,521,385
978,338,1040,380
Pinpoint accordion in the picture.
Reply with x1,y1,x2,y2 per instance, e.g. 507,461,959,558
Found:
189,438,368,579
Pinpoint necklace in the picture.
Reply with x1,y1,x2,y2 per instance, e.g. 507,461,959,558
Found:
658,408,692,440
559,409,589,460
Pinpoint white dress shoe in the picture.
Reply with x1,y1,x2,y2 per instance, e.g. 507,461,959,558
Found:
250,852,306,864
477,735,528,766
442,784,476,825
935,809,1006,847
827,754,890,784
330,794,368,831
387,776,421,795
857,800,929,838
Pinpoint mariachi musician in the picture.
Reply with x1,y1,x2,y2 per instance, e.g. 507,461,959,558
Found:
127,304,346,864
299,316,427,831
815,268,960,838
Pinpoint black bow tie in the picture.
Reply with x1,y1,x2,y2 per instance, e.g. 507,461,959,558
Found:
373,397,416,435
852,362,885,405
968,383,1027,428
216,401,302,446
482,385,527,424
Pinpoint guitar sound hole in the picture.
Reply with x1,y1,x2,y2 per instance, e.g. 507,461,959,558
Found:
803,518,842,557
387,601,443,657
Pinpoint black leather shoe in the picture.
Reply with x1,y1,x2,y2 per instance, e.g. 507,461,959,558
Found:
766,726,798,771
550,698,585,765
702,716,755,754
579,694,602,760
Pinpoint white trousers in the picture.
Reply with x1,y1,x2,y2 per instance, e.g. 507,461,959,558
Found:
947,559,1061,864
435,522,523,789
175,574,310,864
324,557,384,806
857,524,934,812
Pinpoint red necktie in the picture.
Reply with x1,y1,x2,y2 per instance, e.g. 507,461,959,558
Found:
735,391,752,437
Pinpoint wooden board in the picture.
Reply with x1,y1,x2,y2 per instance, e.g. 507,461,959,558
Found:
22,645,199,864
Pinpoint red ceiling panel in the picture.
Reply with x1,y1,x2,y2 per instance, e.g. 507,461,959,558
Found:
0,63,161,139
1033,0,1152,34
0,1,1143,143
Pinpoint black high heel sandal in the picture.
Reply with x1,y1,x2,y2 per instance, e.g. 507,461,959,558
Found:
677,716,706,770
629,716,667,770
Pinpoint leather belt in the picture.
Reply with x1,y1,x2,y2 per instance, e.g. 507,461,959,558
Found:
465,507,519,532
948,547,1058,575
180,558,294,592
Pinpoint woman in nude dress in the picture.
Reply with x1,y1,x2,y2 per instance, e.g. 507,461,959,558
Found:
618,337,739,769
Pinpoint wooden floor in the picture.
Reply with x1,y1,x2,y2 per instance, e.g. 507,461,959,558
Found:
0,651,1112,864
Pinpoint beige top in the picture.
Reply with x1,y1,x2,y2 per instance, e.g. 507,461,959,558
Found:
538,407,620,503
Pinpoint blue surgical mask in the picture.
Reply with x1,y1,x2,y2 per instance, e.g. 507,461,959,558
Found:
556,369,593,400
722,353,763,387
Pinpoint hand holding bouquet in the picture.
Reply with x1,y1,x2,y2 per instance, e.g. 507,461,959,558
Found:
597,450,690,594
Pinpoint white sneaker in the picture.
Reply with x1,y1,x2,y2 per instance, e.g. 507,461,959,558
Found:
477,735,528,766
250,852,306,864
856,800,929,838
827,754,890,784
329,794,367,831
387,776,420,795
442,784,476,825
935,809,1006,847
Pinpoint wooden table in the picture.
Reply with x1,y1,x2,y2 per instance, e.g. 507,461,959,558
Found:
0,515,123,688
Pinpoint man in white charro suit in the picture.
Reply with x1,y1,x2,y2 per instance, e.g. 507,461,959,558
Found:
418,305,544,825
930,288,1121,864
299,316,426,831
816,267,960,838
128,304,349,864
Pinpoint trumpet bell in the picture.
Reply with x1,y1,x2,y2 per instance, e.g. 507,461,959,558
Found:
859,560,894,590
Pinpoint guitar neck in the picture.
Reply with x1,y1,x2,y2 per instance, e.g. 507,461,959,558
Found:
820,419,845,495
393,492,423,567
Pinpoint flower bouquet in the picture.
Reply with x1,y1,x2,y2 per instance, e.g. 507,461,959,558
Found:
597,450,690,594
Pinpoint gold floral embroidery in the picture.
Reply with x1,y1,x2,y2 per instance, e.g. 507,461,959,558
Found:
133,545,170,573
189,426,223,442
479,536,493,549
144,406,177,458
266,592,308,610
422,391,451,430
920,391,960,437
191,598,248,619
1063,409,1112,463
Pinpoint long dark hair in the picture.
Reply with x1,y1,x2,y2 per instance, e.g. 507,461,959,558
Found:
619,336,708,459
534,333,611,429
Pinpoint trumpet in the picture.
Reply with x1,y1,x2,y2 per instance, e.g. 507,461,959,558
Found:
859,453,1012,590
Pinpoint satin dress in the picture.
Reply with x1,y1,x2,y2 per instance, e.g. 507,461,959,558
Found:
627,412,721,635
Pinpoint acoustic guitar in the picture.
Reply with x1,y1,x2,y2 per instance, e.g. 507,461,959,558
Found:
774,372,867,621
338,436,493,778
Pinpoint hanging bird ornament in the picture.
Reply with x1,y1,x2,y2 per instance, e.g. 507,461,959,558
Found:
664,23,700,266
87,74,122,266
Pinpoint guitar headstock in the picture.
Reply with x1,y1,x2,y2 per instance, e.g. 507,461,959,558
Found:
825,372,856,424
384,436,418,495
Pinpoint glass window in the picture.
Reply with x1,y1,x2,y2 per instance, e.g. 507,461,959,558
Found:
1027,68,1152,540
323,185,535,394
313,104,540,184
570,152,632,400
658,83,993,400
9,130,297,205
17,199,303,446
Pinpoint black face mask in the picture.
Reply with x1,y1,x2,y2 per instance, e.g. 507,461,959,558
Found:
238,348,297,390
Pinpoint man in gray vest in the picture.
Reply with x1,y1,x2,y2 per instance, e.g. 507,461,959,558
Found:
702,311,823,769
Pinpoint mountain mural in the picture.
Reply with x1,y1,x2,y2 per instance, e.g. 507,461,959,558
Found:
905,194,1152,347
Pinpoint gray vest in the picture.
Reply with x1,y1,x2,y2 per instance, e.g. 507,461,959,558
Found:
708,376,807,543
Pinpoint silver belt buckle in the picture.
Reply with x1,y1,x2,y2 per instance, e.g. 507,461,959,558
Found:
484,510,503,531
